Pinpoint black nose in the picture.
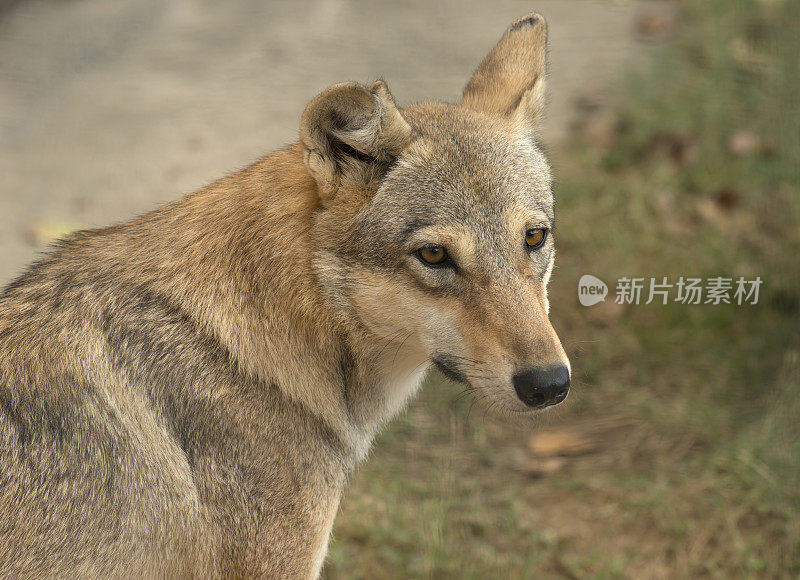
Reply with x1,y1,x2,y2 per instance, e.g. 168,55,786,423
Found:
512,365,570,408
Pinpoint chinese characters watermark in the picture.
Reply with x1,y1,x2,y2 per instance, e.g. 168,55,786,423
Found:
578,275,762,306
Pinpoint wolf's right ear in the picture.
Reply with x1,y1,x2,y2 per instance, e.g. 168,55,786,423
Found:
300,80,413,202
461,13,548,129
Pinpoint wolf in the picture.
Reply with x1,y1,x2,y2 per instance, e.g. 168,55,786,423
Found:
0,13,569,578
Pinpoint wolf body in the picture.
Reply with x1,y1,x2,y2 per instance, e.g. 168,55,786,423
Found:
0,14,569,578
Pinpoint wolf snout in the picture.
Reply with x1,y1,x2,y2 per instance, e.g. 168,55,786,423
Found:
512,365,570,409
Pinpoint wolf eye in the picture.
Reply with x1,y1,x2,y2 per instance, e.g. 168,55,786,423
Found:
525,228,547,249
416,245,450,267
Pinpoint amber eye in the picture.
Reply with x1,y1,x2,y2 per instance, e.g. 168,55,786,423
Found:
525,228,547,249
417,245,449,267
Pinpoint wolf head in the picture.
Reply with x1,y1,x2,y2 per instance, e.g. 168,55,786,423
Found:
301,14,570,415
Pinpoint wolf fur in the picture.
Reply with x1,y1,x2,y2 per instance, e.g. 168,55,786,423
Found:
0,13,568,578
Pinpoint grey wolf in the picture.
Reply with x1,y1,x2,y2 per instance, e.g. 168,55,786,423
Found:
0,13,569,577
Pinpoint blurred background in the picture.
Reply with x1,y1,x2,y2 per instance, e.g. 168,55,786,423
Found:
1,0,797,577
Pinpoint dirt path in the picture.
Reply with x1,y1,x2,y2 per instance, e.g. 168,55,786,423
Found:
0,0,668,285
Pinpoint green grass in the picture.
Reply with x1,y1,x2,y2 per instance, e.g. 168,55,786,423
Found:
325,1,800,577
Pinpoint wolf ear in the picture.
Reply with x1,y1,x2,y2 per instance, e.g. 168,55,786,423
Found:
461,13,547,129
300,80,412,201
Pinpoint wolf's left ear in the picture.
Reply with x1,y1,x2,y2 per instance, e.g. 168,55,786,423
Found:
461,13,547,129
300,80,412,202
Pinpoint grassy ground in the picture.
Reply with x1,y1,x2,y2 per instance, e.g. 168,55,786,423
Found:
324,1,799,577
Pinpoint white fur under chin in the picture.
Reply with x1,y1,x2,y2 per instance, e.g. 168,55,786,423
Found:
348,362,431,464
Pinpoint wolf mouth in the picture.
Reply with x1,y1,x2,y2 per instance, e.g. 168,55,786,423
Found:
431,353,472,386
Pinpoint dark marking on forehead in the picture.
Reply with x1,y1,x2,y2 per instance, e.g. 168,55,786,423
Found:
516,195,555,222
401,109,549,195
401,219,434,238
